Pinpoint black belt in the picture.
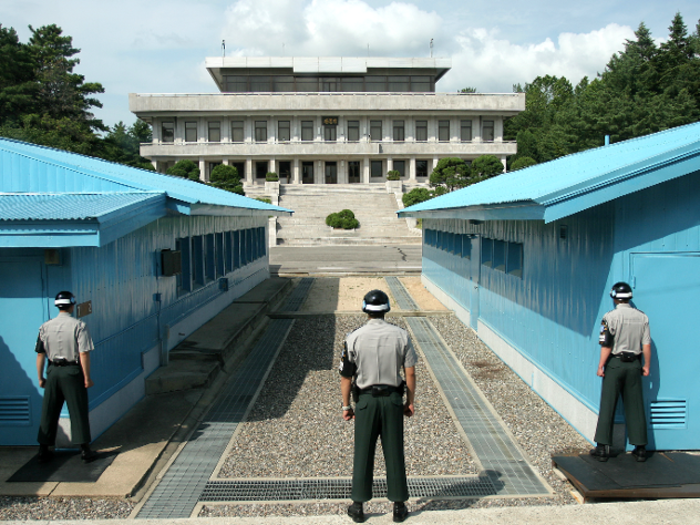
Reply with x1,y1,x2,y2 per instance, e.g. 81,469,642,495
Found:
358,384,403,397
50,359,80,367
611,352,641,362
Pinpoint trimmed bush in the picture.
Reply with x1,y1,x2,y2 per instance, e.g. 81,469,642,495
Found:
387,170,401,181
511,156,537,171
265,172,279,181
402,187,432,207
209,164,243,195
326,209,359,229
166,159,200,181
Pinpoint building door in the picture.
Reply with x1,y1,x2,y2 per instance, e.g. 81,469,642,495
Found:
348,161,360,183
0,259,48,444
279,161,291,183
302,162,314,184
325,162,337,184
631,253,700,450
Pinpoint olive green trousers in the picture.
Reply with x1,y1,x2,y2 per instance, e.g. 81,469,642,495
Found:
37,364,91,446
594,357,647,446
351,392,409,503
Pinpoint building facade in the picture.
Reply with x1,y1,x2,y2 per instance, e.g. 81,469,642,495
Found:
400,122,700,450
129,57,524,187
0,138,290,445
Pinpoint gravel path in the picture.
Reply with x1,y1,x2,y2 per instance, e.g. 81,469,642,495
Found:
0,496,133,521
201,313,589,518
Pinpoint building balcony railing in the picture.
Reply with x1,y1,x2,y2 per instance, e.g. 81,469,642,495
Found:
140,140,518,158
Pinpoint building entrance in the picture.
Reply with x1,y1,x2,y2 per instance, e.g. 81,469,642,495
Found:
302,162,314,184
325,162,337,184
348,161,360,183
279,161,291,183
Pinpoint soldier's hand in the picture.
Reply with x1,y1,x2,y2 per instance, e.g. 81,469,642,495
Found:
85,378,94,388
39,378,46,389
597,366,605,378
403,403,414,417
343,408,355,421
642,366,650,377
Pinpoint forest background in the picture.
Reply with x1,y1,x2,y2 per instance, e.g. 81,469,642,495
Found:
0,13,699,173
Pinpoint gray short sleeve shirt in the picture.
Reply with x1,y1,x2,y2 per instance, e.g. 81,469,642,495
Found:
344,319,417,390
36,313,94,362
602,303,651,355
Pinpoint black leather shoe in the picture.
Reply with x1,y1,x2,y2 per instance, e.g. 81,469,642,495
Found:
589,444,611,462
632,445,647,462
393,502,409,523
37,445,53,464
81,444,98,463
347,502,365,523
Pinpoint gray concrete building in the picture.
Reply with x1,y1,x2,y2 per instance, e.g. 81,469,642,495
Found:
129,57,524,188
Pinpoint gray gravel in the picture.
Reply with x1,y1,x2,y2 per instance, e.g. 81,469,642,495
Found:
0,496,134,521
201,313,590,518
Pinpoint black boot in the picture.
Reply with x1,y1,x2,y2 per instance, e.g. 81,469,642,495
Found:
393,501,409,523
37,444,53,464
80,443,98,463
632,445,647,462
589,443,611,462
347,501,365,523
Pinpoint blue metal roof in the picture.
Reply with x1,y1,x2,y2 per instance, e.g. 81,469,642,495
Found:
0,137,293,216
400,122,700,223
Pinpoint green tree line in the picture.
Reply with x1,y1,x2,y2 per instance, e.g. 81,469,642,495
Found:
0,23,153,169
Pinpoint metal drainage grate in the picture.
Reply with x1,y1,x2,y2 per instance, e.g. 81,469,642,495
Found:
385,276,419,311
200,476,497,502
283,277,315,311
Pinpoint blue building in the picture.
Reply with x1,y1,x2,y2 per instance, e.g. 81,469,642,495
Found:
0,138,291,445
400,122,700,450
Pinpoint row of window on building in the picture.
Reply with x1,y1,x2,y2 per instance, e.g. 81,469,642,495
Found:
161,119,495,144
222,75,435,93
175,227,266,294
424,229,523,278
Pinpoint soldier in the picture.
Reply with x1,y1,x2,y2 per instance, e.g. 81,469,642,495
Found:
590,282,651,462
36,291,98,463
339,289,417,523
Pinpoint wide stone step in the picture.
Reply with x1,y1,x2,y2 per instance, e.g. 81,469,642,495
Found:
277,236,422,246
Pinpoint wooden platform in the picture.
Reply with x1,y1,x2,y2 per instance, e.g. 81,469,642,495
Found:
553,452,700,502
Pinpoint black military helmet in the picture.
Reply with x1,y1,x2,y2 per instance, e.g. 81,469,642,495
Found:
362,289,391,313
610,282,633,300
54,291,76,308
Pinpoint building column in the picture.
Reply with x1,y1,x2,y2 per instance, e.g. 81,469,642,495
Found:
386,157,393,175
409,157,417,181
362,157,370,184
222,158,229,166
500,156,507,173
268,159,276,175
339,160,346,184
245,158,254,185
199,158,207,182
293,159,300,184
432,156,439,173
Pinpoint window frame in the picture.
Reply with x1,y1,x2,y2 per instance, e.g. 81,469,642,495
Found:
185,121,198,143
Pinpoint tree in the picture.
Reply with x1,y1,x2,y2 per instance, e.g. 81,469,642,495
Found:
459,87,477,93
402,187,432,208
166,160,200,181
429,157,469,191
209,164,243,194
98,120,154,170
510,156,537,171
470,155,504,181
0,25,36,125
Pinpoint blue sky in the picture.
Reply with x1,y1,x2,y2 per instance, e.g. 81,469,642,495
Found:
2,0,699,129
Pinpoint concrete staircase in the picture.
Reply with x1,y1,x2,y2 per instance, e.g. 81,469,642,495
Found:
275,184,422,246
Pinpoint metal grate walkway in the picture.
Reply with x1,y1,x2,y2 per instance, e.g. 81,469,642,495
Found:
385,276,420,310
405,316,549,496
136,279,314,519
200,476,497,502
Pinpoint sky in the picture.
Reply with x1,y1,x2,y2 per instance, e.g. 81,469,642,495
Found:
2,0,699,129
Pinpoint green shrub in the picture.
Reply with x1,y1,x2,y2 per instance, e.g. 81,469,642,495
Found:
265,172,279,181
209,164,244,194
254,197,272,204
326,209,359,229
402,187,432,207
387,170,401,181
510,156,537,171
166,159,200,181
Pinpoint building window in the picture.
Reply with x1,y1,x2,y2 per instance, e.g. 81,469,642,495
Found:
461,120,472,142
415,120,427,142
296,77,318,92
371,160,383,178
224,75,247,92
250,76,271,91
208,121,221,142
162,121,174,143
461,235,471,259
493,240,506,271
347,120,360,142
481,238,493,268
366,76,387,92
410,76,431,92
388,76,409,92
324,125,337,142
438,120,450,142
273,76,294,92
393,160,406,178
370,120,382,142
322,77,339,92
301,120,314,141
507,242,524,277
255,121,267,142
192,236,204,287
341,77,363,92
255,161,267,179
231,121,244,143
185,121,198,142
416,160,428,178
482,120,494,142
278,120,290,142
393,120,405,142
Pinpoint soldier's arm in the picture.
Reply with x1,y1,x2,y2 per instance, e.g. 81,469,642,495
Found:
341,376,354,420
404,366,416,417
79,351,94,388
35,333,46,388
597,347,611,377
641,344,651,377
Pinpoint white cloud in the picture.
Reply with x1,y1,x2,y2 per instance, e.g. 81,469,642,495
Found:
222,0,442,56
444,23,636,93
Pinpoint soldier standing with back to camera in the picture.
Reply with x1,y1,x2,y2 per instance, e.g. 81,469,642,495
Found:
590,282,651,462
35,291,98,463
339,290,417,523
